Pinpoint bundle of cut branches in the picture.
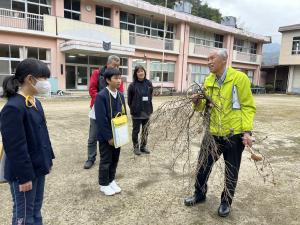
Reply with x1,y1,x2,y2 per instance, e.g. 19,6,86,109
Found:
143,82,275,198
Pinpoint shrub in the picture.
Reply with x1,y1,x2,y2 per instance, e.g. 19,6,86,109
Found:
265,84,274,93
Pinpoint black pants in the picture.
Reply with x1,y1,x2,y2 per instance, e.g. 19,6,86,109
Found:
98,142,120,186
194,134,245,205
132,118,149,149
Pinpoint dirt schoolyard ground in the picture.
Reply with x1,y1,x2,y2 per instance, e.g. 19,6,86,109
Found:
0,94,299,225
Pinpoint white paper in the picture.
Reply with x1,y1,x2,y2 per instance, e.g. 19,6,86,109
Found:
112,123,129,148
232,85,241,109
142,96,149,101
89,105,96,119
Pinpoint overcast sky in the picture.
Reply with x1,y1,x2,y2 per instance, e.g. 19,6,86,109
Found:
205,0,300,44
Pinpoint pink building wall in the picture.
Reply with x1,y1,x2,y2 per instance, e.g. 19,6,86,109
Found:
0,32,57,78
134,50,177,61
0,0,268,91
224,34,234,67
175,22,189,91
80,0,96,24
53,0,64,17
111,5,120,28
56,39,66,90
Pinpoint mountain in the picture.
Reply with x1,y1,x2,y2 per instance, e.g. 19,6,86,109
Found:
262,43,281,66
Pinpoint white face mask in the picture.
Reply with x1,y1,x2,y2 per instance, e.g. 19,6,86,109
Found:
33,78,51,94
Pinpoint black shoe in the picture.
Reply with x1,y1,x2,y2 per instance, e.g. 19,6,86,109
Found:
218,202,231,217
140,147,150,154
83,160,94,169
134,147,142,155
184,195,206,206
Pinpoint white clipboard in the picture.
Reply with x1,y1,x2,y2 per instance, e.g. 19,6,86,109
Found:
111,114,129,148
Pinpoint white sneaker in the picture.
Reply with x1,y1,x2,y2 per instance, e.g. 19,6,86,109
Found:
100,185,115,196
109,180,121,194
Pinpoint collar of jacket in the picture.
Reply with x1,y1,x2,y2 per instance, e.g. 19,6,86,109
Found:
135,78,147,83
205,67,235,87
100,65,107,76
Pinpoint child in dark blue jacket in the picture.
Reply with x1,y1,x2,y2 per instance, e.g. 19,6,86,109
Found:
0,58,54,225
94,68,126,196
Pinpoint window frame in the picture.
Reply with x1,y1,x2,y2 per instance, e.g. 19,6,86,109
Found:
120,11,175,40
189,29,224,48
150,60,175,82
292,36,300,55
95,5,111,26
233,39,245,52
119,57,128,76
190,64,209,84
64,0,81,21
10,0,52,15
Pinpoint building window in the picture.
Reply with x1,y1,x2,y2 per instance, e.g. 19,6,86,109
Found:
27,47,49,61
250,42,257,54
120,11,175,40
214,34,224,48
189,29,223,48
25,47,51,74
150,61,175,82
292,37,300,55
12,0,25,12
95,5,111,26
0,44,22,75
132,59,146,70
0,44,23,85
247,70,254,83
233,39,245,52
190,64,209,84
88,56,107,66
66,54,88,64
9,0,52,15
119,57,128,76
27,0,52,15
0,44,10,58
64,0,80,20
0,1,11,9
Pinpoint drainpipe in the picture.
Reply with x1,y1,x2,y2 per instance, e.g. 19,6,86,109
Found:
181,22,187,92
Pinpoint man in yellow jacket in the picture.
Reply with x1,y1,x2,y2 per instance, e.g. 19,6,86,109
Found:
184,49,256,217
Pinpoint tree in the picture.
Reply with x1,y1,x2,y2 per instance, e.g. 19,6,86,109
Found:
143,0,222,23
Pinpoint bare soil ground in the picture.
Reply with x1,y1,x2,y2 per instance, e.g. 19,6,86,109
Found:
0,94,299,225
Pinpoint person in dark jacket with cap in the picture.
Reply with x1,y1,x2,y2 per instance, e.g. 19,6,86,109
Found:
127,65,153,155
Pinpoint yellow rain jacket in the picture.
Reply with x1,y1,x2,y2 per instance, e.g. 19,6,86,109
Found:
194,67,256,137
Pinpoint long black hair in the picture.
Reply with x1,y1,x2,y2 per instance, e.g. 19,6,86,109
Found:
2,58,50,98
133,65,146,81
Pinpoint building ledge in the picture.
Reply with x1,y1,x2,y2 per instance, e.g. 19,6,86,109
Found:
0,26,57,38
60,40,135,56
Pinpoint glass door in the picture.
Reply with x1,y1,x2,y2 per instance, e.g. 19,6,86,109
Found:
77,66,88,90
66,65,76,89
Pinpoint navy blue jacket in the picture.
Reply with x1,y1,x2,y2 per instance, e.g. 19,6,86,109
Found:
95,88,126,143
0,94,54,184
127,79,153,117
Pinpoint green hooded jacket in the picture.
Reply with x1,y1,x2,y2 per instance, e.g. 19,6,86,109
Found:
194,67,256,137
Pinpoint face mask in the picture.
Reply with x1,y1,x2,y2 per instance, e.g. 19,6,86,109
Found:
33,78,51,94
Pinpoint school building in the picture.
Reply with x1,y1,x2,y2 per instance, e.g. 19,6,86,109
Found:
0,0,271,93
278,24,300,94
